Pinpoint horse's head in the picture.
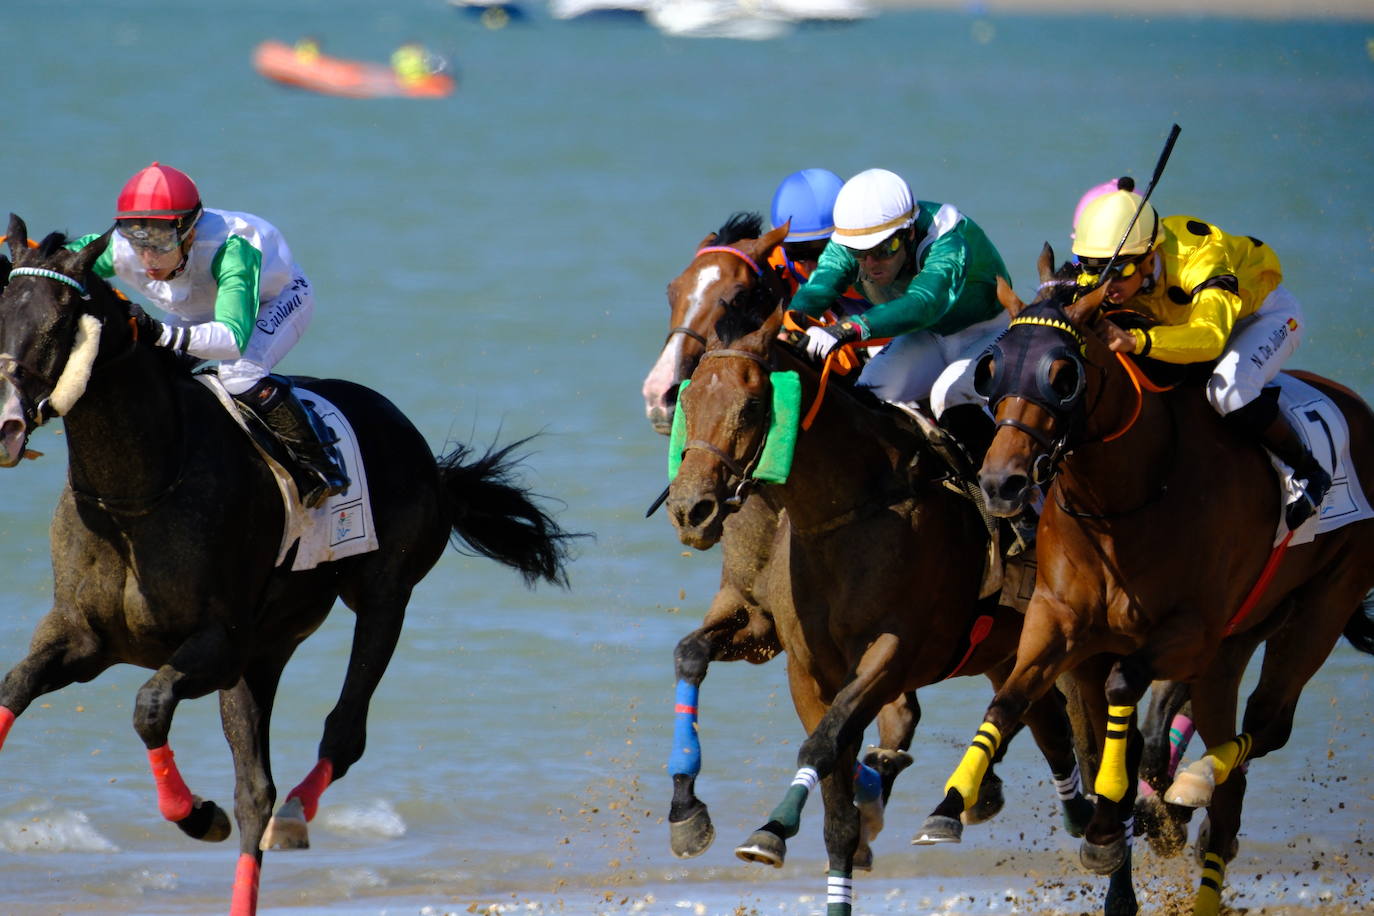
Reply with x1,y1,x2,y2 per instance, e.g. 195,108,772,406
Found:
971,243,1111,516
0,214,132,466
642,213,789,434
665,303,785,549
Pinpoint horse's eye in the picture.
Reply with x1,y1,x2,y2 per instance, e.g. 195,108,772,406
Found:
972,351,996,397
741,396,767,424
1049,360,1081,402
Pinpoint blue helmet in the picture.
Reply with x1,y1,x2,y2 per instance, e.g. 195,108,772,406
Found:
770,168,844,243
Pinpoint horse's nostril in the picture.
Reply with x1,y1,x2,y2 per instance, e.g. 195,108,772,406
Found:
686,499,716,529
998,474,1030,502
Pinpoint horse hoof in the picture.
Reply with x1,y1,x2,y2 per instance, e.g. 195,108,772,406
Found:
669,805,715,859
862,746,914,778
1079,834,1127,875
176,796,231,843
1195,814,1240,866
962,773,1004,825
735,829,786,868
852,843,873,872
912,815,962,845
260,797,310,851
1062,795,1095,838
1163,759,1215,808
1135,793,1189,857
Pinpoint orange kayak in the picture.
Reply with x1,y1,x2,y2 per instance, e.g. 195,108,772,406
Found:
252,40,455,99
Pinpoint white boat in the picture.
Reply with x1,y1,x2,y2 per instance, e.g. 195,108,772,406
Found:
647,0,792,40
548,0,653,21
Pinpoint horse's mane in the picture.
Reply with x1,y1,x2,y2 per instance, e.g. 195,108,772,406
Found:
713,303,766,345
714,212,764,246
38,231,69,258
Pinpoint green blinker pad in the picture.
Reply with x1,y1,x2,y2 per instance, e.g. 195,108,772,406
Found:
755,370,800,484
666,372,801,485
668,379,691,482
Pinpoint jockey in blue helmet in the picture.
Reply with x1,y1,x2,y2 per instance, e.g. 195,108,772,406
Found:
770,168,845,276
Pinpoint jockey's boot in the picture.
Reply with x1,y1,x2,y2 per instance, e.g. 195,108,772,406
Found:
236,375,350,509
940,404,1038,556
1226,387,1332,531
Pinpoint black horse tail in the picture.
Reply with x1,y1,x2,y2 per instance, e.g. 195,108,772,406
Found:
1343,590,1374,656
436,437,578,588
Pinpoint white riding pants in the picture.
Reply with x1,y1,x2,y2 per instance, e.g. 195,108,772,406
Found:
1207,284,1302,416
857,311,1010,418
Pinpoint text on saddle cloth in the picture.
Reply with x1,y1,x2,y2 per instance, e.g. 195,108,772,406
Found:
1269,372,1373,547
194,374,380,570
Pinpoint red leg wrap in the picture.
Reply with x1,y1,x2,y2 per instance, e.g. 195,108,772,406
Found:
287,758,334,821
146,744,194,822
230,853,260,916
0,706,15,750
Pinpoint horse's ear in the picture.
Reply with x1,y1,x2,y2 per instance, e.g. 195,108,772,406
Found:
696,231,718,251
1036,242,1056,284
1066,281,1108,325
996,275,1025,317
759,221,789,257
6,214,28,258
70,227,112,278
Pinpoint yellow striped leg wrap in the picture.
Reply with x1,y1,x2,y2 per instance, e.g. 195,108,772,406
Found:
1203,733,1252,786
1094,704,1134,803
1193,850,1226,916
944,722,1003,808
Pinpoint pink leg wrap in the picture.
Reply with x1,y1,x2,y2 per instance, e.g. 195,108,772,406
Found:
230,853,260,916
1168,713,1196,775
146,744,194,822
0,706,15,751
287,758,334,821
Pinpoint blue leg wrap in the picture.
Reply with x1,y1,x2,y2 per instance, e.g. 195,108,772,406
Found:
853,761,882,805
669,680,701,777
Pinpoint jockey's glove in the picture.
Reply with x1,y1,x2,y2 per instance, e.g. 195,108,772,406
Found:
129,303,165,345
801,317,868,361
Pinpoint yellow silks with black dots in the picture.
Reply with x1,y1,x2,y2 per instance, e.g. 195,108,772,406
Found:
1094,704,1134,802
1193,850,1226,916
944,722,1002,807
1201,733,1253,786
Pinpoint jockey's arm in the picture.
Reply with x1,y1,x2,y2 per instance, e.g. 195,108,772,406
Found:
791,241,858,319
160,236,260,360
853,233,964,340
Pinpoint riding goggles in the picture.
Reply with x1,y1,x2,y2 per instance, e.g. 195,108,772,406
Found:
847,234,903,262
116,219,183,253
1076,252,1149,287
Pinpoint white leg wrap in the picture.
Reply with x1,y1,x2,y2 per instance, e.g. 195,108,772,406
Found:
1053,763,1082,800
791,767,819,792
827,874,854,908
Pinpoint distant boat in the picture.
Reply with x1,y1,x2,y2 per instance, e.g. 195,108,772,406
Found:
548,0,652,23
645,0,870,39
252,40,456,99
448,0,530,28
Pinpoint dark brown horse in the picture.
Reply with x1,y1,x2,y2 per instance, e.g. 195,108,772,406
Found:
0,218,575,916
649,215,920,863
666,302,1092,915
917,245,1374,916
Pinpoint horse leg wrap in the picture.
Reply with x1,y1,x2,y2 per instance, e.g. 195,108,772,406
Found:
287,758,334,821
944,722,1002,809
147,745,194,822
853,761,882,805
1202,733,1252,786
767,767,817,837
1094,705,1134,803
669,680,701,777
1168,712,1196,775
1194,850,1226,916
826,869,854,916
0,706,15,751
230,853,261,916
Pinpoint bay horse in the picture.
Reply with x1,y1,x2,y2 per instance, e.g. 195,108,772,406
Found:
0,217,575,916
916,244,1374,916
647,214,920,863
665,302,1093,915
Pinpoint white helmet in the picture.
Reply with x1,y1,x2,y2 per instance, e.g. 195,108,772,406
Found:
1072,190,1161,261
831,168,916,251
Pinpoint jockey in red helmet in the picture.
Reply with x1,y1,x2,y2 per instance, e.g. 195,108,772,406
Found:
71,162,349,508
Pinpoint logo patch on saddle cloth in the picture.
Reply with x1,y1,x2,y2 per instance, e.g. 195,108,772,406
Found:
1270,373,1374,546
195,375,380,570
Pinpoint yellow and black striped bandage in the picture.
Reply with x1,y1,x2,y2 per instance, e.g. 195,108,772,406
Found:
1195,850,1226,916
944,722,1003,807
1205,733,1253,786
1094,704,1134,802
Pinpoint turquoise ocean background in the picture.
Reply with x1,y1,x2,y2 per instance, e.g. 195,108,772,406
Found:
0,2,1371,913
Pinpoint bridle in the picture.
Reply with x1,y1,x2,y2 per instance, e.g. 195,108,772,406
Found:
664,244,785,357
681,346,775,507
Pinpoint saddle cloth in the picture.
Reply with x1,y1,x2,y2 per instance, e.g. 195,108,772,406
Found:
1270,372,1374,546
196,375,380,570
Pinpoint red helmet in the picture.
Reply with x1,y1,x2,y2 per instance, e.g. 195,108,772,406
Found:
115,162,201,222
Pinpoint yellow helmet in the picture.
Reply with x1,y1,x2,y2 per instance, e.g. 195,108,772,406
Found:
1071,190,1160,260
